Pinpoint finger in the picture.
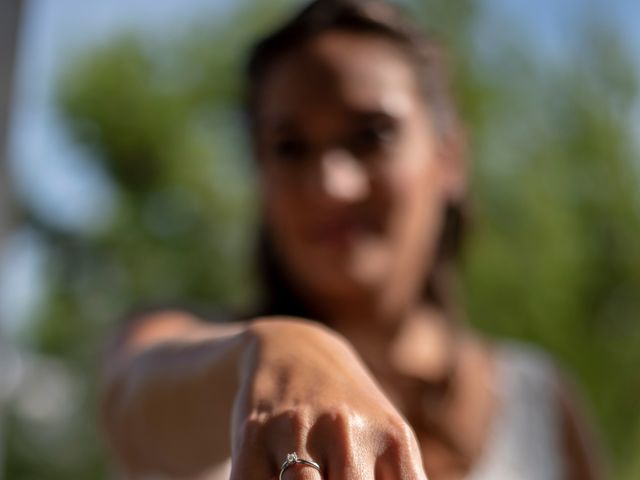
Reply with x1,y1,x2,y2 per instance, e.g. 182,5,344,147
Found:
376,463,429,480
374,424,428,480
329,455,373,480
375,451,428,480
280,454,323,480
307,411,374,480
268,408,322,480
271,411,323,480
229,416,273,480
229,446,273,480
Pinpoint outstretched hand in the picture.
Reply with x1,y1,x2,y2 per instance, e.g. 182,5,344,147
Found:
230,318,428,480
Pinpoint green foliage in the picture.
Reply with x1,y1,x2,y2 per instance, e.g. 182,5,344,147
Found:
6,1,640,479
456,20,640,473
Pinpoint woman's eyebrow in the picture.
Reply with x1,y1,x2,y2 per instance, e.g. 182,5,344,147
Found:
350,109,399,123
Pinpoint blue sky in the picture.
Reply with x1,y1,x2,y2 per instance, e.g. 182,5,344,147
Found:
1,0,639,335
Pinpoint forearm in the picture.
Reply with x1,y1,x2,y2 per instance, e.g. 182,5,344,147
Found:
101,311,249,478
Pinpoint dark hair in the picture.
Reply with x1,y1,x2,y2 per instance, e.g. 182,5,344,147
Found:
246,0,469,320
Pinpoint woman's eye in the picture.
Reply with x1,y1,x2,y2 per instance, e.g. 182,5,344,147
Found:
349,121,396,155
273,138,309,161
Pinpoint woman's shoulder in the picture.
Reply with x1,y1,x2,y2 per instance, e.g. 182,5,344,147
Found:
467,340,568,479
489,339,567,446
493,339,561,389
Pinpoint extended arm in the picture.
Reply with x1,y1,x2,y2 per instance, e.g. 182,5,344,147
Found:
101,312,429,480
102,311,247,477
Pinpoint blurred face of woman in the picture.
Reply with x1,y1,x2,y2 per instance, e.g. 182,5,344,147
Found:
254,31,464,319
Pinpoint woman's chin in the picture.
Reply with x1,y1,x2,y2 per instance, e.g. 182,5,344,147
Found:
304,263,388,305
291,241,392,306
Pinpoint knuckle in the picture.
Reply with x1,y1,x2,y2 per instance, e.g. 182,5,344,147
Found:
237,406,315,448
331,405,353,430
318,406,358,439
235,415,265,447
385,417,416,450
265,407,314,450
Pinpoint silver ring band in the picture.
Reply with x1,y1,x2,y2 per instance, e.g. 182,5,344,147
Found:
279,452,321,479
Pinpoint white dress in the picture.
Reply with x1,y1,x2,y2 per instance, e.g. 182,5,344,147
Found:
467,343,565,479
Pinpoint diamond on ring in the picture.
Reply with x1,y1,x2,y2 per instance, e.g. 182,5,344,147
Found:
279,452,320,479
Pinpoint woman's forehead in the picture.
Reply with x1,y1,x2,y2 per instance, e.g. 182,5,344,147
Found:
256,31,421,129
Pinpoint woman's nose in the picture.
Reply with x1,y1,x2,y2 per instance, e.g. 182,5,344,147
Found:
317,149,370,203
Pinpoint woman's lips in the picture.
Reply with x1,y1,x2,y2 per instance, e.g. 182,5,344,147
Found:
307,218,367,247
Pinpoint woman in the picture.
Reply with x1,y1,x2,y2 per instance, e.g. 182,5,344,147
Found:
102,1,605,479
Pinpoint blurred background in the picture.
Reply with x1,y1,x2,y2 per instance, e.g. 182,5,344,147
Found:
0,0,639,478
